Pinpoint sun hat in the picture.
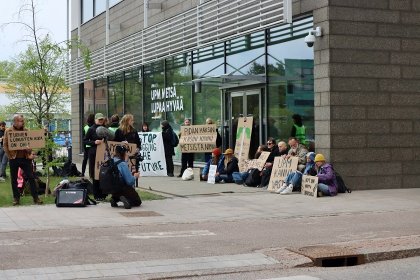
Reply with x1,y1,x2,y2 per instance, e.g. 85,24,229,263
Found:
223,148,234,155
314,154,326,162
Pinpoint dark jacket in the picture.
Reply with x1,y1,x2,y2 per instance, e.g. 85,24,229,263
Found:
83,124,103,153
162,125,175,156
317,163,338,196
267,145,281,163
114,129,141,149
219,155,239,176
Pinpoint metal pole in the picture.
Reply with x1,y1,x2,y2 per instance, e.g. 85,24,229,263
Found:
144,0,148,28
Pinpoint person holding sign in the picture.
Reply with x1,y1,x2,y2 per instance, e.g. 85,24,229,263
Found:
276,152,317,194
83,113,107,201
259,137,282,188
201,148,223,181
314,154,338,196
215,148,239,183
286,137,308,172
3,114,43,205
178,118,194,177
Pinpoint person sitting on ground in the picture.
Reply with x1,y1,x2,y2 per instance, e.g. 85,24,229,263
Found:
314,154,338,197
201,148,223,181
231,145,269,185
277,141,289,156
215,148,239,183
109,145,142,209
259,137,281,188
276,152,317,195
286,137,308,172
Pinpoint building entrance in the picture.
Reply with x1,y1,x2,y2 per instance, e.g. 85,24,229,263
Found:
226,88,262,159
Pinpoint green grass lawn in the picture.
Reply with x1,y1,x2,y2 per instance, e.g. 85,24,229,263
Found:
0,173,165,207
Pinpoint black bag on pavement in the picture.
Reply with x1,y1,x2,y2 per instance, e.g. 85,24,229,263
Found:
99,159,126,194
56,189,96,207
244,168,261,187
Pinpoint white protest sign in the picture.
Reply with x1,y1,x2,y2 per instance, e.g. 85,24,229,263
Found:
207,164,217,184
301,175,318,198
267,156,298,192
138,132,167,176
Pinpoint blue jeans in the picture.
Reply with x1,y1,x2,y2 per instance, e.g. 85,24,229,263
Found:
0,147,8,177
216,174,233,183
318,183,331,196
284,171,302,189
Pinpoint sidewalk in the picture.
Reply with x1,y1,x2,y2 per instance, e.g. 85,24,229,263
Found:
1,174,419,233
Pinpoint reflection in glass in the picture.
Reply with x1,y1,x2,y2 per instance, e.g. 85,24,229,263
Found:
143,61,164,131
108,73,124,118
125,69,142,131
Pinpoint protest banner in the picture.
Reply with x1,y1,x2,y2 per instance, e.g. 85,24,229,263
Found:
94,141,137,180
234,117,253,172
301,175,318,197
207,164,217,184
138,132,167,176
242,151,270,171
7,130,45,150
267,156,298,192
179,124,217,153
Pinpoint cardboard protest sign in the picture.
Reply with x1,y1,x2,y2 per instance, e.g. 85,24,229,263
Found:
207,164,217,184
242,151,270,171
267,156,298,192
7,130,45,150
179,124,217,153
138,132,167,176
95,141,137,180
234,117,253,172
301,175,318,197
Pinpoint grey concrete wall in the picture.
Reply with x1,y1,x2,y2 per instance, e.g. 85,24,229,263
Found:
312,0,420,190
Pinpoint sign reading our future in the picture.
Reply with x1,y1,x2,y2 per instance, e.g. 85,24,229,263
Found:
7,130,45,150
138,132,167,176
179,124,217,153
151,86,184,113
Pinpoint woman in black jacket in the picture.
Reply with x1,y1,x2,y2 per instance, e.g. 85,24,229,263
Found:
215,148,239,183
161,120,175,177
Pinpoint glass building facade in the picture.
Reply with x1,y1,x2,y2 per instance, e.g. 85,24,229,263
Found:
80,17,314,162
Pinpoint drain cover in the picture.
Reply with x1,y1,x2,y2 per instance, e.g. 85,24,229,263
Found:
289,245,365,267
119,211,162,217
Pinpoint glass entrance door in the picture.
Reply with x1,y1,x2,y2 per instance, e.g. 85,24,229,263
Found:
227,89,262,159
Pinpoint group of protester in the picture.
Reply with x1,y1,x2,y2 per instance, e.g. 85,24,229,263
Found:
198,114,338,197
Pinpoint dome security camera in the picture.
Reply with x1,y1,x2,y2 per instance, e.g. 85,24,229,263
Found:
305,34,316,47
304,27,322,48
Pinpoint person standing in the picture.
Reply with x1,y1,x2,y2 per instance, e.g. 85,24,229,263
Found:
291,114,307,146
114,114,141,149
0,121,9,182
161,120,175,177
3,114,43,205
83,113,107,200
81,114,95,177
178,118,194,177
204,118,222,163
141,122,150,132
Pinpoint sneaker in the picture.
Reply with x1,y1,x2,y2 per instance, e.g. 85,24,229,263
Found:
119,196,131,209
280,184,294,195
110,198,118,208
275,183,288,194
219,180,225,184
167,173,174,177
0,177,5,182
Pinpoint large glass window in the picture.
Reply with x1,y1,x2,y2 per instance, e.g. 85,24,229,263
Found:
83,80,95,119
267,18,314,142
82,0,94,23
125,69,143,131
108,73,124,118
143,61,165,131
94,78,108,115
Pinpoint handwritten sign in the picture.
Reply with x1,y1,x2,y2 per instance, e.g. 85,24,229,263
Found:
234,117,253,172
207,164,217,184
95,141,137,180
7,130,45,150
179,124,217,153
242,151,270,171
138,132,167,176
267,156,298,192
301,175,318,197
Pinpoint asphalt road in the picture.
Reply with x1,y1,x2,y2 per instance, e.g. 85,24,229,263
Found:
1,208,420,279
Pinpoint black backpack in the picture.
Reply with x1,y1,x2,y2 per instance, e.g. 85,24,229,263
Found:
334,170,352,193
99,159,126,194
171,130,179,147
244,168,261,187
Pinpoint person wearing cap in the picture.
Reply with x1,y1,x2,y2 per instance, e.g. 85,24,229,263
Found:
109,145,141,209
314,153,338,196
215,148,239,183
201,148,223,181
276,152,317,194
83,112,107,200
